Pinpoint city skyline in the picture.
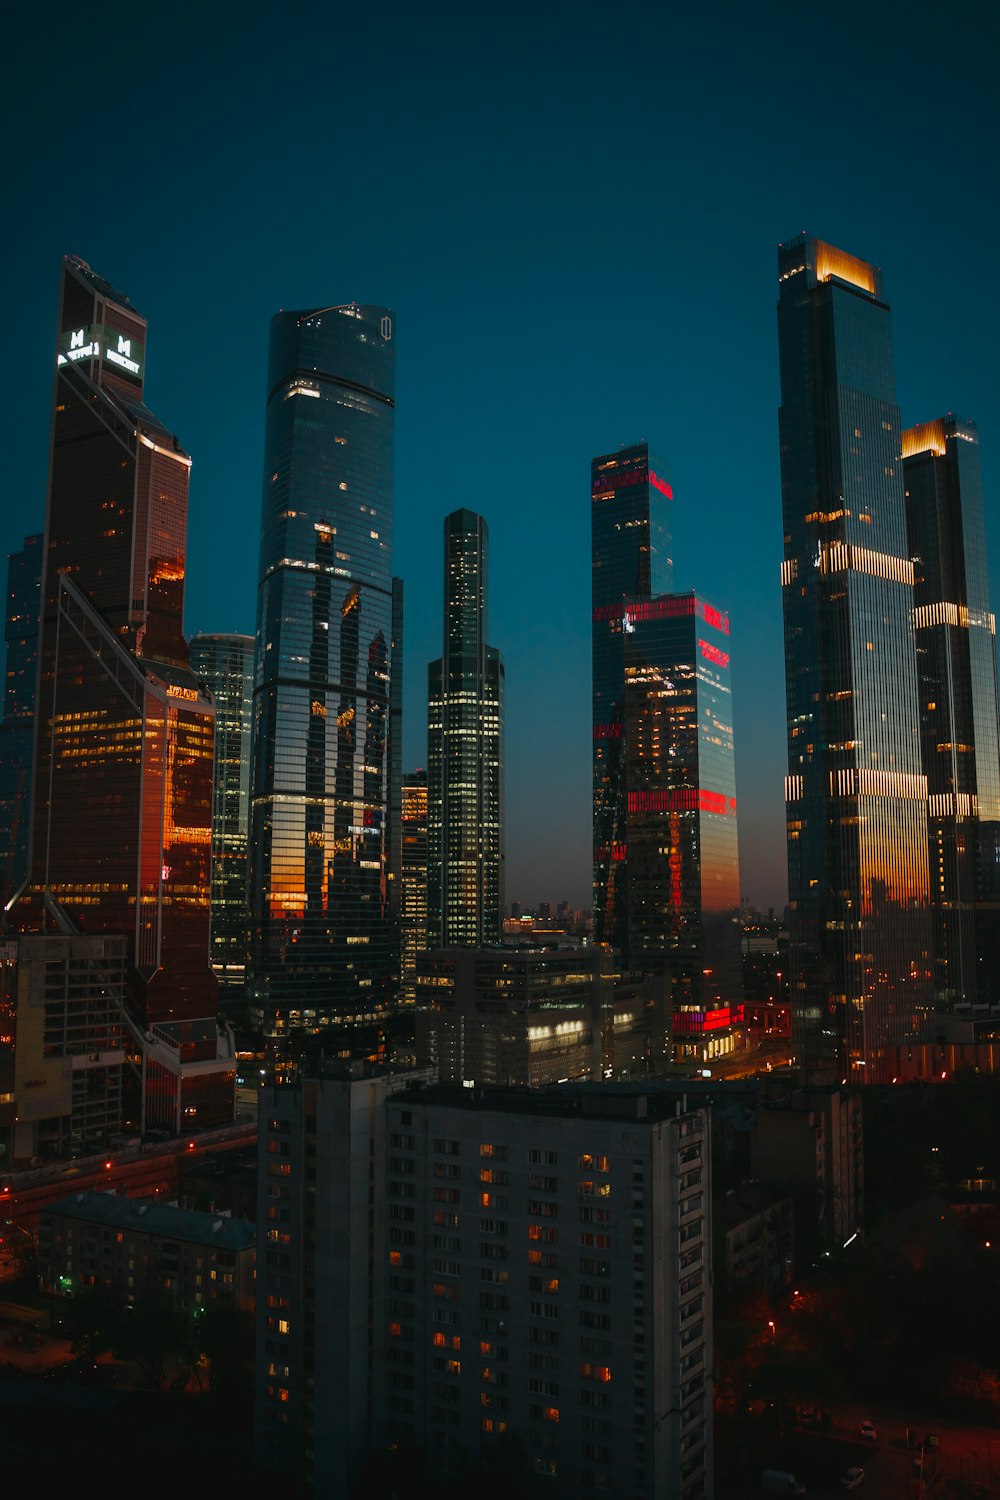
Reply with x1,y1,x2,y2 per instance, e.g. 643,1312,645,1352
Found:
6,3,1000,913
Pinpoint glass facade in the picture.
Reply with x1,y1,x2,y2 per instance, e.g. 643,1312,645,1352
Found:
427,509,504,947
623,594,743,1044
0,532,42,912
903,416,1000,1011
248,303,397,1037
777,235,933,1082
400,768,428,1005
16,256,231,1131
591,443,673,952
189,633,254,984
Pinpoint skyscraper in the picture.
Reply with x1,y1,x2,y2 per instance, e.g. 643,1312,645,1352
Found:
427,509,504,947
591,443,673,953
903,416,1000,1012
189,632,254,985
399,768,428,1005
777,234,932,1082
19,255,233,1133
248,302,397,1039
623,592,743,1066
0,532,42,913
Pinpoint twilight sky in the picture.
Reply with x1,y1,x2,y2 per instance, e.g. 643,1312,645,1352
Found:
5,0,999,911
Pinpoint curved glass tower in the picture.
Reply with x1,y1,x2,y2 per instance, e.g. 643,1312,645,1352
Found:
248,304,396,1038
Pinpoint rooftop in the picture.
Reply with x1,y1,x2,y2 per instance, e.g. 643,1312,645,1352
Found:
43,1192,256,1252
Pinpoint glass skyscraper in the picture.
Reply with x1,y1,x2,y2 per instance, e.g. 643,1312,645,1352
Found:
0,532,42,913
591,443,673,952
189,632,254,985
18,255,233,1132
400,768,428,1005
427,509,504,947
903,416,1000,1012
623,593,743,1063
777,234,932,1082
248,303,397,1039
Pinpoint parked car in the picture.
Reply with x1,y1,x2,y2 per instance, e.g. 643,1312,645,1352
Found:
841,1468,865,1490
859,1420,877,1442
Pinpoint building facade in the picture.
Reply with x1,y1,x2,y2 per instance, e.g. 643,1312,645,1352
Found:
39,1190,255,1311
0,533,42,913
400,769,428,1006
382,1084,713,1499
9,933,126,1160
248,303,398,1040
257,1074,713,1500
902,416,1000,1013
17,256,233,1134
189,632,254,985
427,509,504,948
623,593,743,1065
592,443,674,954
777,235,932,1082
255,1063,432,1492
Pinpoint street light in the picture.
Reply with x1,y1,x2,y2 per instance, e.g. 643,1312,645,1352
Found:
767,1320,776,1344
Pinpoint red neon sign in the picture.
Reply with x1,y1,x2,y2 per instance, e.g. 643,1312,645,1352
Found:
649,470,673,499
593,721,622,739
627,788,736,816
699,640,730,668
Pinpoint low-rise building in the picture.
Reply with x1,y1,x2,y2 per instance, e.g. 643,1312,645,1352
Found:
38,1191,255,1311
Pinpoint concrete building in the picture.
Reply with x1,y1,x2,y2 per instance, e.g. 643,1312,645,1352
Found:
713,1183,794,1303
38,1190,255,1311
415,946,664,1086
751,1086,864,1252
256,1070,714,1500
9,933,127,1162
255,1063,434,1492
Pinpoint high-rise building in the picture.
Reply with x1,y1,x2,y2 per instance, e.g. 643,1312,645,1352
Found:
0,532,42,912
248,303,397,1040
189,633,254,985
399,768,428,1005
777,234,932,1082
427,509,504,947
591,443,673,953
255,1062,433,1491
903,416,1000,1012
17,255,234,1135
623,592,743,1066
257,1072,713,1500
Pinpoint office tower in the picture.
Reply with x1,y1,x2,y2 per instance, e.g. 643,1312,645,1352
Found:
0,533,42,912
399,768,428,1005
623,592,743,1066
427,509,504,947
255,1062,433,1491
248,303,397,1040
777,234,932,1082
903,416,1000,1011
19,255,233,1134
189,632,254,985
591,443,673,953
258,1074,713,1500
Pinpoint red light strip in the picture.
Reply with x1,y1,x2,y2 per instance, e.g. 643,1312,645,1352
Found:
627,788,736,815
699,640,730,668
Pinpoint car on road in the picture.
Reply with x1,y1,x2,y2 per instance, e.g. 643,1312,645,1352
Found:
841,1468,865,1490
859,1420,877,1442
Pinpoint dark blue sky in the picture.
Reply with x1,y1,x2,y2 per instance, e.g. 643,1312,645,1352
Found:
6,1,999,910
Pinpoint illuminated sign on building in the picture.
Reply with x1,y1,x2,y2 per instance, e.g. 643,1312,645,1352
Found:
649,470,673,499
699,640,730,668
56,325,143,381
